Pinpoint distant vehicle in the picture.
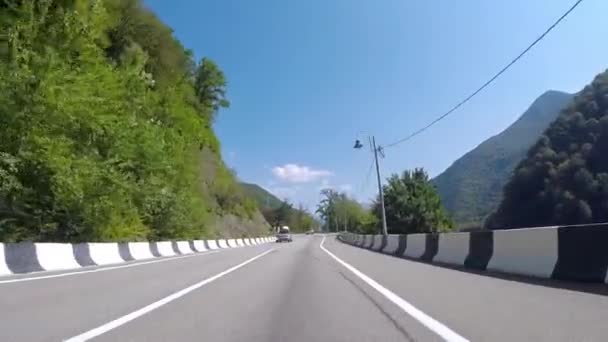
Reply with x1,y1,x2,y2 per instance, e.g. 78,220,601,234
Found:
306,229,314,235
276,226,292,243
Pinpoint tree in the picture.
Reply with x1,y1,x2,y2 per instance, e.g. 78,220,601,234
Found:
194,58,230,119
0,0,253,242
316,189,376,233
260,200,316,233
274,200,293,228
375,168,454,234
487,70,608,229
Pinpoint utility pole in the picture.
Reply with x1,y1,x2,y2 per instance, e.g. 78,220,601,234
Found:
371,136,388,236
354,135,388,236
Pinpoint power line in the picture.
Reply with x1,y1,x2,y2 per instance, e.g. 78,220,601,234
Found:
384,0,585,149
355,157,375,196
363,157,375,191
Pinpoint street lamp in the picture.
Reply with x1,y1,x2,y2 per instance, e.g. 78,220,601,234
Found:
353,134,388,236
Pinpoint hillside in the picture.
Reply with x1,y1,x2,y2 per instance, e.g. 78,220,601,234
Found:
239,183,283,209
487,70,608,229
0,1,267,241
432,90,574,226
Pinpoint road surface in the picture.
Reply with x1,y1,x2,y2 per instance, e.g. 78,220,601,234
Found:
1,235,607,341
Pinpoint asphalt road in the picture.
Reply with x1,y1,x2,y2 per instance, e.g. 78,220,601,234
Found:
1,235,607,341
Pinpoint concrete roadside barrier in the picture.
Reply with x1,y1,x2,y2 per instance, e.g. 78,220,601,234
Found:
337,223,608,284
363,235,374,249
88,243,123,266
4,242,42,273
487,227,557,278
73,243,96,266
192,240,207,252
128,242,154,260
118,243,135,261
0,234,274,277
552,224,608,282
382,235,400,255
434,232,470,266
464,230,493,270
0,244,11,276
176,241,193,254
404,234,426,259
206,240,219,250
35,243,81,271
370,235,383,251
156,241,176,257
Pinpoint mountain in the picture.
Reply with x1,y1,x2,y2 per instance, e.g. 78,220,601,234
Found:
240,182,283,209
432,90,574,227
487,70,608,229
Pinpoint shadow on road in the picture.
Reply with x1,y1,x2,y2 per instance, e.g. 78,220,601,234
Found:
337,271,416,342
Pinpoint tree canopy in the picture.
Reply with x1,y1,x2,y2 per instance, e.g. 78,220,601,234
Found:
0,0,258,242
375,168,454,234
262,200,317,233
487,70,608,229
316,189,378,234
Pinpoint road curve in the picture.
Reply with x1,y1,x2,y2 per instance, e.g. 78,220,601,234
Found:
1,235,607,341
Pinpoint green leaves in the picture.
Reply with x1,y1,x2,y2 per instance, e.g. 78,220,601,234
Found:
487,69,608,229
0,0,245,242
376,168,454,234
194,58,230,120
316,189,375,233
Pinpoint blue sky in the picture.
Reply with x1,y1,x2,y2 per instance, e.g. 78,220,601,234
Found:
145,0,608,211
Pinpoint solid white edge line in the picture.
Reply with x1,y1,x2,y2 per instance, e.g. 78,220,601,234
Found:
64,248,275,342
320,235,469,342
0,251,219,285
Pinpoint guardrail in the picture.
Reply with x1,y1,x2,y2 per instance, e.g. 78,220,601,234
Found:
338,224,608,284
0,237,275,276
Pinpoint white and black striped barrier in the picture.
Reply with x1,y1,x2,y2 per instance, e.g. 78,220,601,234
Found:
0,237,275,276
338,224,608,284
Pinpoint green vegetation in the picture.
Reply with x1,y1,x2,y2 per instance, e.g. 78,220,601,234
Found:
316,189,378,234
237,182,316,233
317,168,453,234
432,90,573,228
239,182,283,209
377,169,454,234
262,200,317,233
487,70,608,229
0,0,260,242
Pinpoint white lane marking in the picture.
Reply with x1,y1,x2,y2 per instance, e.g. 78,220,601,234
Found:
320,236,469,342
64,248,275,342
0,251,220,285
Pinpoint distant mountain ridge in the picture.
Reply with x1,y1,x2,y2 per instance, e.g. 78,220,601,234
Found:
487,70,608,229
239,182,283,209
432,90,574,226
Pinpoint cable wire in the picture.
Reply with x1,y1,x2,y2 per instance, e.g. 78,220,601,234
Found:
384,0,585,149
357,158,376,196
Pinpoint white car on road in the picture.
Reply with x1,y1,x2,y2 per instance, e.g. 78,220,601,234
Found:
276,226,292,243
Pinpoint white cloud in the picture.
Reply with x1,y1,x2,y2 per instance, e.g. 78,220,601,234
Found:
272,163,332,183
